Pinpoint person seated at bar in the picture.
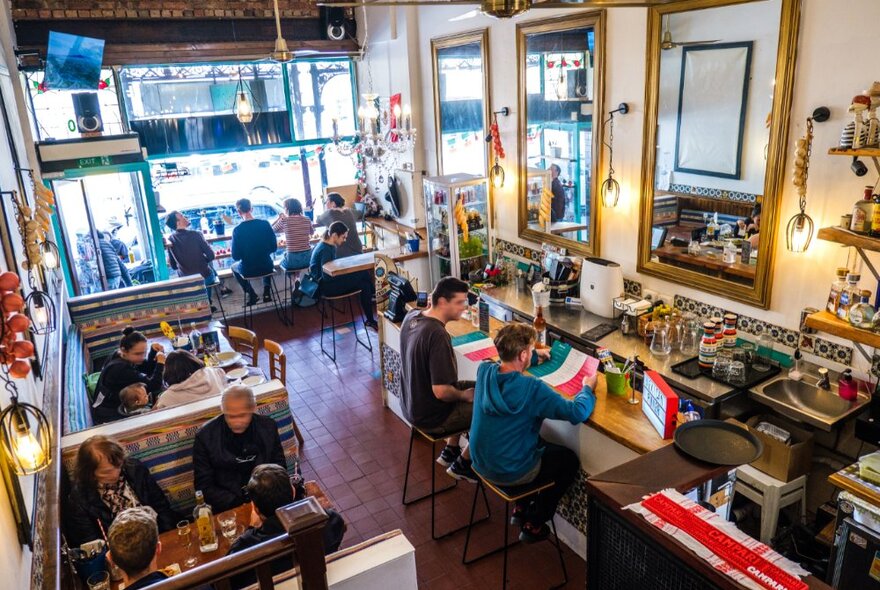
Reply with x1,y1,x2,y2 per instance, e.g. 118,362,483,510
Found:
400,277,477,482
66,436,179,547
316,192,363,258
227,464,346,589
93,327,165,424
747,203,761,250
118,383,151,417
230,197,278,306
193,385,285,512
165,210,219,313
470,323,596,543
153,350,227,410
272,197,314,271
96,230,126,290
106,508,168,590
309,221,377,330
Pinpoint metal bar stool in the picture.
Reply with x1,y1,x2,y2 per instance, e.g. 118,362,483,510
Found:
207,278,228,326
318,290,372,362
463,465,568,590
283,267,310,325
241,272,287,329
402,427,490,540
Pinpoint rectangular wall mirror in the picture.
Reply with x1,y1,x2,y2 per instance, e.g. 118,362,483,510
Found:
517,12,604,255
432,29,490,176
638,0,800,308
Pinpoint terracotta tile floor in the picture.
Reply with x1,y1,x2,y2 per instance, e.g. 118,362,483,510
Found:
246,307,586,589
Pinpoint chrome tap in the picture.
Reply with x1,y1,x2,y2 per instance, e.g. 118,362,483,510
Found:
817,367,831,390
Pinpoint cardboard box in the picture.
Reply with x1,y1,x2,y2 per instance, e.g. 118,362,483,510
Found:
735,415,814,482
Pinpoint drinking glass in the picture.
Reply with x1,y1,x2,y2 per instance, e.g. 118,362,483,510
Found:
86,572,110,590
739,342,756,368
728,361,747,385
650,321,672,356
754,333,774,372
712,355,732,381
177,520,199,568
219,513,238,542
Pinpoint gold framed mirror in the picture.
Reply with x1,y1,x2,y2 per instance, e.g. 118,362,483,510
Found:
431,29,491,176
517,11,605,256
637,0,800,308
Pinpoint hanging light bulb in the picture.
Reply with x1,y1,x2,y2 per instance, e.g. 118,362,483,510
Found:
601,104,628,207
601,176,620,208
490,159,505,189
786,111,826,253
786,211,814,253
40,240,60,270
0,399,52,476
25,290,56,335
235,91,254,124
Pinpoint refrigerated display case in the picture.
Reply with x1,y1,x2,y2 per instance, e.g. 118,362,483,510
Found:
525,167,553,231
423,174,490,285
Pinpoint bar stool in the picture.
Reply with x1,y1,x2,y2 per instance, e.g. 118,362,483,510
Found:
283,266,310,325
402,427,490,540
318,290,372,362
463,465,568,590
240,272,287,329
732,464,807,544
207,278,228,326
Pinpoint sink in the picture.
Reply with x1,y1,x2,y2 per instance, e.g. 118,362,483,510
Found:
749,375,869,431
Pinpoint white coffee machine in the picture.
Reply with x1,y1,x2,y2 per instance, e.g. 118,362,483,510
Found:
580,257,624,318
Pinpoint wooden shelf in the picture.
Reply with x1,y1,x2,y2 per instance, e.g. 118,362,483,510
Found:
817,226,880,253
828,147,880,158
804,310,880,348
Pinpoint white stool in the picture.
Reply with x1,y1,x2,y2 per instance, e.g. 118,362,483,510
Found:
732,464,806,544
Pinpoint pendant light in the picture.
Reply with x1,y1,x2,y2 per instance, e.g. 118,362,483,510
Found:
234,68,254,124
487,109,508,189
0,396,52,476
270,0,293,62
39,240,60,270
25,290,56,335
787,107,829,253
601,103,629,208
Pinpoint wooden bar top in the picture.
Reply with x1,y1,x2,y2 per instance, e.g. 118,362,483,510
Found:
828,464,880,506
394,312,670,456
323,247,428,277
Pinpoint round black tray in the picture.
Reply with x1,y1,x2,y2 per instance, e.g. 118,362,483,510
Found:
674,419,764,465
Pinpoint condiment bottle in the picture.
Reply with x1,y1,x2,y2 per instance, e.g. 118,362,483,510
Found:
836,273,861,320
850,187,874,234
849,289,875,329
533,305,547,346
871,189,880,238
826,267,850,314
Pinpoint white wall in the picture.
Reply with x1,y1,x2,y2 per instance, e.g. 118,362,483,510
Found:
358,0,880,371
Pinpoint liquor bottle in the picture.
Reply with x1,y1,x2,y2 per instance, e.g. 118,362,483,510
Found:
706,214,717,240
200,211,211,234
533,305,547,346
826,267,850,314
849,289,875,329
872,190,880,238
189,322,202,353
192,490,218,552
850,187,874,234
836,273,861,321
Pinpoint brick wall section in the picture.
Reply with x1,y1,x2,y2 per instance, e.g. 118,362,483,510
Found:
11,0,319,20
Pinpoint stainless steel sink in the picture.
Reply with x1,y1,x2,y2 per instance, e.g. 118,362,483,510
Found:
749,374,869,431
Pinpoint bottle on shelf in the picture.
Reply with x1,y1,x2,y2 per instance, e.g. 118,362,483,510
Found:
192,490,218,552
189,322,202,353
706,213,718,240
850,186,874,234
849,289,875,329
872,189,880,238
533,305,547,346
826,267,850,314
836,272,861,321
199,211,211,234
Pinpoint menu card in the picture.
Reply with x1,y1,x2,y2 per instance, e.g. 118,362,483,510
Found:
451,331,498,361
527,340,600,397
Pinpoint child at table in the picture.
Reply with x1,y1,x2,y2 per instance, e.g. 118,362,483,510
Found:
118,383,152,417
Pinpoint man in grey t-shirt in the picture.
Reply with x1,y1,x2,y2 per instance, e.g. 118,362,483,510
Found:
400,277,477,482
316,193,363,258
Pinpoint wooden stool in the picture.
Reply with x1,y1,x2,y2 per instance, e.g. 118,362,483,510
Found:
732,464,807,544
318,290,372,362
402,427,490,540
283,266,310,325
463,465,568,590
240,272,287,329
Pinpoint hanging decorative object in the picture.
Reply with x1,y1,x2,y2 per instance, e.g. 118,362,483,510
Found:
788,107,829,253
25,290,56,336
331,93,417,173
233,69,255,124
0,394,51,476
487,109,508,189
8,179,55,271
454,195,469,242
601,103,629,208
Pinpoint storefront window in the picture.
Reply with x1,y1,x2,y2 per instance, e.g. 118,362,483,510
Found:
24,68,125,140
287,59,357,141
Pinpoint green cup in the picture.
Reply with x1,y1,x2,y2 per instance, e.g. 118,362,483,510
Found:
605,362,630,396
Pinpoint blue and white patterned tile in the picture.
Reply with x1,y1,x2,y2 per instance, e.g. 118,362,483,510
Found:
624,278,642,298
813,337,853,366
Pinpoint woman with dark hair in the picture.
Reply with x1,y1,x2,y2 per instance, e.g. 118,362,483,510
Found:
65,435,179,547
93,327,165,424
309,221,377,329
153,350,227,410
272,197,314,272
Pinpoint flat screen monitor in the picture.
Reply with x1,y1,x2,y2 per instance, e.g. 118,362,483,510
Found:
651,226,668,250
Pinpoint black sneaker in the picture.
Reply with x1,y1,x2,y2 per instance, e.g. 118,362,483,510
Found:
364,319,379,331
246,293,258,306
447,457,478,484
220,286,233,297
210,305,218,314
436,444,461,467
262,291,272,303
519,522,550,544
510,502,532,526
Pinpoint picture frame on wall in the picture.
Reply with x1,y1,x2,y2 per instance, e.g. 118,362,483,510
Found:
674,41,753,179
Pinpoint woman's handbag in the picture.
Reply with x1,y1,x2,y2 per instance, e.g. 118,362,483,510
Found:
298,274,321,300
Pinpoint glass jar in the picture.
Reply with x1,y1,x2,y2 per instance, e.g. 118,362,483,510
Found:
754,331,774,372
650,320,672,357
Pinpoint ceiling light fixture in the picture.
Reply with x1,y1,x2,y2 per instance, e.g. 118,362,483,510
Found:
787,107,829,253
601,103,629,208
270,0,293,62
233,69,255,124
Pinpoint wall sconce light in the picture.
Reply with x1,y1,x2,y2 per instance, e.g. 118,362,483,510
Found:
787,107,829,253
0,396,52,476
25,290,56,335
601,103,629,208
40,240,60,270
487,108,510,189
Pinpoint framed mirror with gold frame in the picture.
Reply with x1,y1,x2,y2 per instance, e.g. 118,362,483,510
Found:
637,0,800,308
431,29,491,177
517,11,605,256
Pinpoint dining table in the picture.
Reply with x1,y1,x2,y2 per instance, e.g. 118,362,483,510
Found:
111,482,331,589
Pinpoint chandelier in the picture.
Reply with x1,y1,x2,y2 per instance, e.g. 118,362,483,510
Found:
331,93,417,169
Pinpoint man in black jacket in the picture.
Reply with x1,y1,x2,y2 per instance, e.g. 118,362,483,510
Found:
230,198,277,305
227,464,345,589
192,385,286,512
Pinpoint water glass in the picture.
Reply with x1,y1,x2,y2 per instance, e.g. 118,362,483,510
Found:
739,342,756,368
86,572,110,590
177,520,198,568
728,361,747,385
712,355,732,381
219,513,238,542
754,333,774,371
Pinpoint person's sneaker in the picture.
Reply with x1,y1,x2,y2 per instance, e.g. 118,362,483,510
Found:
246,293,258,306
519,522,550,544
210,305,218,314
220,286,233,297
364,319,379,331
447,457,478,484
510,503,531,526
262,291,272,303
436,444,461,467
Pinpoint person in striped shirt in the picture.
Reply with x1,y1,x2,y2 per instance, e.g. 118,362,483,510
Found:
272,198,314,272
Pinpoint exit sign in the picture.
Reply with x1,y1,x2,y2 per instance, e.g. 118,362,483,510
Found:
77,156,112,168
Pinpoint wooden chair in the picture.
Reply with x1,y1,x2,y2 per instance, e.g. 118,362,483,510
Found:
264,338,305,448
228,326,259,366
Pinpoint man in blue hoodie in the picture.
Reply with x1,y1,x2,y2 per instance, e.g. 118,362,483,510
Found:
470,323,596,543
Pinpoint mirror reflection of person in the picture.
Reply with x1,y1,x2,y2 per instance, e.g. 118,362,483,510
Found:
549,164,565,222
747,204,761,250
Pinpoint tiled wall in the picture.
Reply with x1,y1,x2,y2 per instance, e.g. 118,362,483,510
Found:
668,183,760,204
